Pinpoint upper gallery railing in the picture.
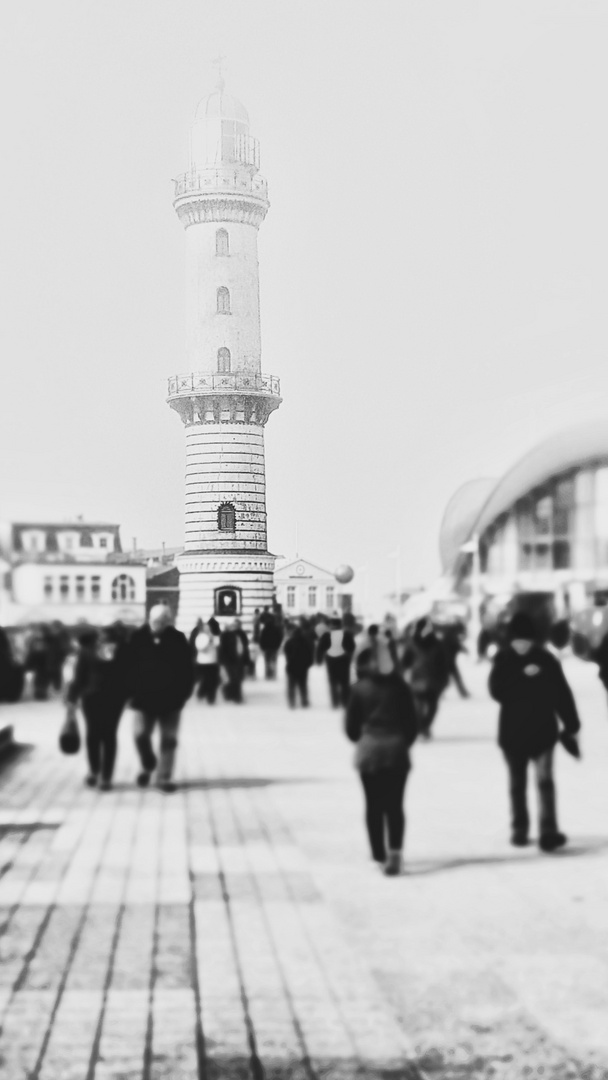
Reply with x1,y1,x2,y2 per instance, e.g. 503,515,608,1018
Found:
167,372,281,397
173,168,268,201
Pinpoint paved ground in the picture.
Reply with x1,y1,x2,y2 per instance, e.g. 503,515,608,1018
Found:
1,654,608,1079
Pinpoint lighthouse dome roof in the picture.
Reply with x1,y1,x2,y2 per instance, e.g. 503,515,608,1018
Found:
195,85,249,126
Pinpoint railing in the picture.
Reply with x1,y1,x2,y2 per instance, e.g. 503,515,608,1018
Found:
167,372,280,397
173,169,268,200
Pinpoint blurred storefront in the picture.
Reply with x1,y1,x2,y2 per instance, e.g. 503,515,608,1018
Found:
0,520,146,627
440,419,608,615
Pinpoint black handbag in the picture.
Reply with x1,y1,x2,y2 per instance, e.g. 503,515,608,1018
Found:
59,709,81,755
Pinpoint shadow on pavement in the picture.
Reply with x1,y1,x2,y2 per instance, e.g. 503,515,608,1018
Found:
405,836,608,876
0,741,34,773
108,776,319,792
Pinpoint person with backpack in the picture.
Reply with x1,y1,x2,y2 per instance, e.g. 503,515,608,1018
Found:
489,612,581,851
345,633,418,875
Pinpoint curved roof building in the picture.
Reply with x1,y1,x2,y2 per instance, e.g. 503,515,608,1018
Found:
441,418,608,610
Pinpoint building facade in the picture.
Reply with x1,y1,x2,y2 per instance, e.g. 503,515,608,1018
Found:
441,420,608,613
167,78,281,633
0,521,146,626
274,558,342,617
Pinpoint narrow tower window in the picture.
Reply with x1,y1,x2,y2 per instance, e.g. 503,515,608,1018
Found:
218,503,236,531
217,347,231,373
217,287,231,314
216,229,229,256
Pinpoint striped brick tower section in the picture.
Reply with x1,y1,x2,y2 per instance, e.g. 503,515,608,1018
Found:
167,76,281,634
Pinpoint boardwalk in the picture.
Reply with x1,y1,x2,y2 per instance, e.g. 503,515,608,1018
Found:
1,657,608,1079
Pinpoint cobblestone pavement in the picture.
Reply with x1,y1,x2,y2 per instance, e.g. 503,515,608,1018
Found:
1,656,608,1079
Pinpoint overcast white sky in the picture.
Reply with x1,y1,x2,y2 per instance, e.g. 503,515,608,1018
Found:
1,1,608,616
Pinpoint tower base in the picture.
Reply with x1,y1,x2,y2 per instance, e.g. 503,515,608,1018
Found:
175,552,276,636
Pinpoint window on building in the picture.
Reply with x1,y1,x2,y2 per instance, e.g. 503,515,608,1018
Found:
534,495,552,536
91,576,101,601
217,286,231,314
216,228,229,256
553,540,571,569
28,534,39,552
80,530,93,548
99,537,108,549
287,586,296,609
46,532,58,553
217,347,231,373
75,576,86,600
218,503,236,531
111,574,136,602
59,575,70,600
326,587,335,609
43,576,53,599
308,587,317,608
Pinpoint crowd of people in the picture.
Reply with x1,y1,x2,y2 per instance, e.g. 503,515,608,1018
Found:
0,603,587,879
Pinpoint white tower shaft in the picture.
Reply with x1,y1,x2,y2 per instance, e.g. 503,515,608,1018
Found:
168,83,281,633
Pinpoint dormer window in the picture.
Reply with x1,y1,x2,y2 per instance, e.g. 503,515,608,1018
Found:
218,503,236,531
217,347,231,373
217,287,231,314
216,229,229,256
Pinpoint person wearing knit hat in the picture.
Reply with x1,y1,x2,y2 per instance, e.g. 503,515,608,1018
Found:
489,610,581,851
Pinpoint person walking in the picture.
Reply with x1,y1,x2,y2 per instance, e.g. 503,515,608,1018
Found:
66,625,129,791
190,618,221,703
489,612,581,851
317,617,356,707
283,620,314,707
259,615,283,679
218,619,250,703
345,635,418,875
126,605,194,791
401,618,450,738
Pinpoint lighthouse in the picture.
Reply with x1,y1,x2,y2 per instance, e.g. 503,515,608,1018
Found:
168,78,281,632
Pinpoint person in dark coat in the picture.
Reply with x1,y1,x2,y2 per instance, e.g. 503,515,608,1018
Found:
26,625,53,700
283,621,314,707
218,619,250,703
259,616,283,679
401,618,450,738
345,636,418,875
67,625,129,790
317,617,356,707
126,605,194,791
489,612,581,851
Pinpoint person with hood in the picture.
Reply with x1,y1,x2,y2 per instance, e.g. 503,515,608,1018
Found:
401,618,450,738
345,632,418,875
283,619,314,707
489,612,581,851
126,605,194,791
66,624,129,790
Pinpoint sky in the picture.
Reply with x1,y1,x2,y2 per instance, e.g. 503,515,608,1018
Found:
1,1,608,618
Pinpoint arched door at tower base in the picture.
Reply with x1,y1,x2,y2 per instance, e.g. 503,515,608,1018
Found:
214,586,242,617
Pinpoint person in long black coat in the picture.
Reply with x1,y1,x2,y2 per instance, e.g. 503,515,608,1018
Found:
67,625,130,790
283,621,314,707
489,612,581,852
